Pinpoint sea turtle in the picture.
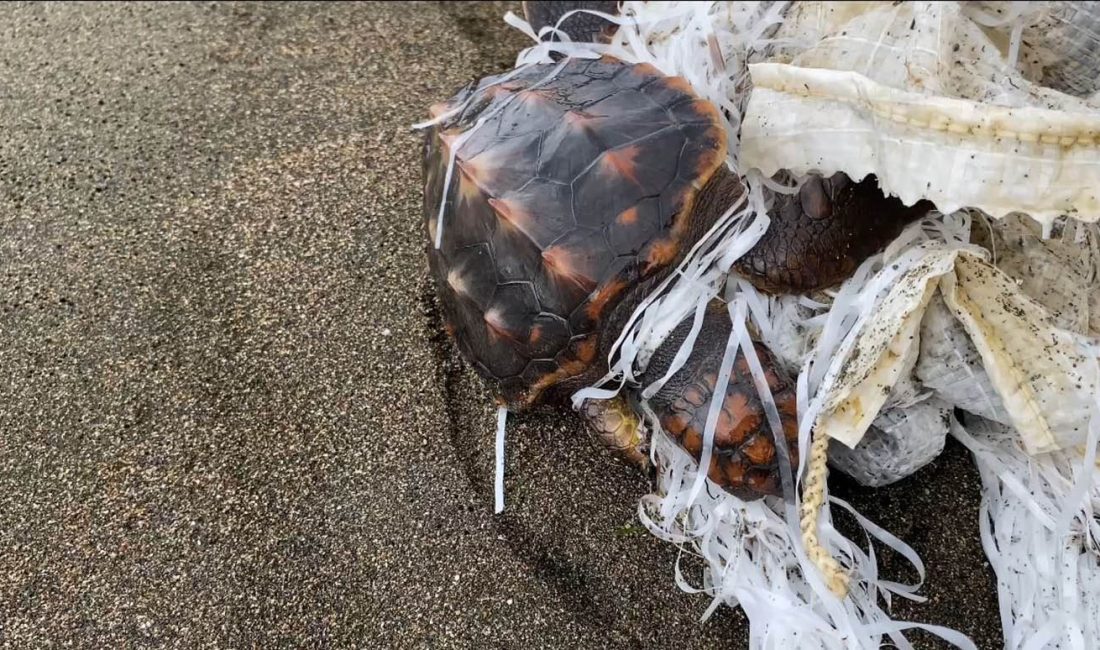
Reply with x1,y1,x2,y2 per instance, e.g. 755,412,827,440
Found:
423,5,932,499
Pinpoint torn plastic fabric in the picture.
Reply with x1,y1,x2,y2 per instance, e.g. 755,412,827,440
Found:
740,1,1100,227
812,236,1100,456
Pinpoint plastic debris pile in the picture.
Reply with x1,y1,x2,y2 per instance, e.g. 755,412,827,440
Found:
496,2,1100,648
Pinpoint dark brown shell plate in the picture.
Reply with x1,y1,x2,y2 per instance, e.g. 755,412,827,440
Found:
424,58,726,409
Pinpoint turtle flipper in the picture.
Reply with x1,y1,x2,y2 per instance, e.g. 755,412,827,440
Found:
641,301,799,500
734,173,934,295
581,395,650,473
523,1,620,43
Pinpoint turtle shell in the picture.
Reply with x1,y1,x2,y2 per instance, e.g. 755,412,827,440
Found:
424,58,728,410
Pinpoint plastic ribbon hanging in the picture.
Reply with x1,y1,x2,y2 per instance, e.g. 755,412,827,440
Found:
494,406,507,514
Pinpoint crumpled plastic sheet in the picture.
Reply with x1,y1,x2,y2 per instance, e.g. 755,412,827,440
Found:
811,219,1099,456
740,0,1100,225
828,398,951,488
914,293,1012,425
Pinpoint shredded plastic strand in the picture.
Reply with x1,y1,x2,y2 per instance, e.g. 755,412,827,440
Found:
686,299,744,508
485,3,1100,648
494,406,507,514
951,415,1100,650
533,3,971,647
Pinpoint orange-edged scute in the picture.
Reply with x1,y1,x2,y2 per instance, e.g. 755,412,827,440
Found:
424,58,727,409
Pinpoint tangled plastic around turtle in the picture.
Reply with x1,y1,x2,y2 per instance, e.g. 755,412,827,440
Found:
417,2,1100,648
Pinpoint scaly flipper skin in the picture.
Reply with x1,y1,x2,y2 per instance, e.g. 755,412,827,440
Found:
733,173,934,294
641,301,799,499
523,1,621,44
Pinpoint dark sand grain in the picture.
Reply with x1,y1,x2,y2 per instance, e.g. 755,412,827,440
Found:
0,2,999,647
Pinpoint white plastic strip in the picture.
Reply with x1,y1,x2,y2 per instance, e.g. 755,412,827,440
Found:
494,406,508,514
686,298,744,507
732,300,795,501
951,414,1100,649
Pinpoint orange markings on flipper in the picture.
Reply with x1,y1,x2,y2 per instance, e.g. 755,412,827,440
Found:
746,469,779,495
716,392,763,448
716,406,736,436
680,427,703,456
662,411,690,437
720,460,745,487
653,341,800,500
681,385,706,408
741,434,776,466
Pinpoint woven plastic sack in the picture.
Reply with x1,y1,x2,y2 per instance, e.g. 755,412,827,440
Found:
828,398,951,487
